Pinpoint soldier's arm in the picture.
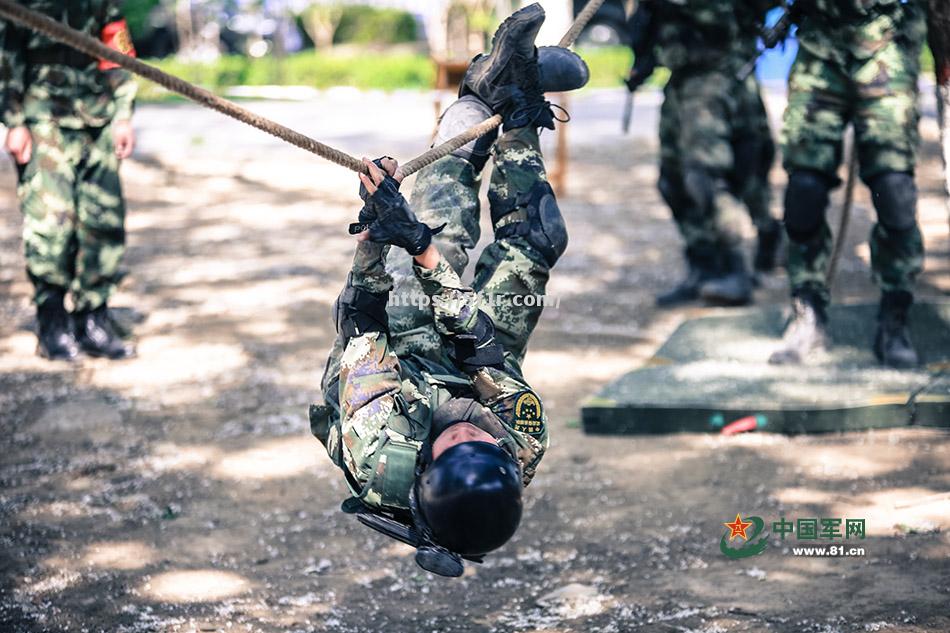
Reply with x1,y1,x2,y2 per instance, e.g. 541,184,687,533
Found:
0,18,27,129
336,241,421,502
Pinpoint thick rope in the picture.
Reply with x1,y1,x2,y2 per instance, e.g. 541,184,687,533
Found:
0,0,368,173
397,0,607,179
0,0,606,179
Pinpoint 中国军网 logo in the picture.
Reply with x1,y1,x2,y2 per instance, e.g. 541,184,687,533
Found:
719,514,867,559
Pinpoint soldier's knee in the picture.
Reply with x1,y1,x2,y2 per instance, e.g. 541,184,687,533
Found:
494,181,567,267
682,165,715,213
436,95,498,172
784,169,833,241
868,171,917,232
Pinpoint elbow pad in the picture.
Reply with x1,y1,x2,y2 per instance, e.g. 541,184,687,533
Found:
334,277,390,339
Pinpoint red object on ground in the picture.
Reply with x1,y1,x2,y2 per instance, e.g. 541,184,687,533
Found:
721,416,759,436
98,19,136,70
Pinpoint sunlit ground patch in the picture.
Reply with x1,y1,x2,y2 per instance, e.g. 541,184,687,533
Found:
83,541,158,571
141,569,250,603
213,436,322,481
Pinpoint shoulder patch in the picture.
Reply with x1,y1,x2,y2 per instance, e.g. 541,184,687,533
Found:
512,391,544,436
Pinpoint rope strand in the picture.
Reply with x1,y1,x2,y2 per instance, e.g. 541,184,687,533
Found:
0,0,607,179
0,0,368,173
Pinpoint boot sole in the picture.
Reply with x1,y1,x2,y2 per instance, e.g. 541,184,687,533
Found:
467,5,545,95
36,345,81,362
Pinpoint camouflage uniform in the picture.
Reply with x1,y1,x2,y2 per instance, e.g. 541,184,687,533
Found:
1,0,136,311
314,126,552,512
782,0,927,303
648,0,778,256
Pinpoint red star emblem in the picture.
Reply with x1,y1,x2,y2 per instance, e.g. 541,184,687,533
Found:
724,514,753,541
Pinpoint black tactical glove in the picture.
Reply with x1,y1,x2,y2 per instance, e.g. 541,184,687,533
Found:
360,177,445,256
350,157,396,235
447,310,505,373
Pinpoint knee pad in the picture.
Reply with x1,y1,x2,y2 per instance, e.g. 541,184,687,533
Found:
868,172,917,232
784,170,832,241
682,166,715,214
495,181,567,267
436,95,498,172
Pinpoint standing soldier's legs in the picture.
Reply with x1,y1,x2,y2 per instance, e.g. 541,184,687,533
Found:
770,49,849,364
18,121,81,361
72,125,134,359
655,78,722,307
732,75,782,272
385,96,497,360
474,125,562,362
853,36,924,368
670,71,753,306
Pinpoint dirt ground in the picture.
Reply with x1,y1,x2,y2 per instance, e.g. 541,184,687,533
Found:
1,88,949,633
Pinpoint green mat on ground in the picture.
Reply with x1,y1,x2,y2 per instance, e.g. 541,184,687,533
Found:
581,302,950,434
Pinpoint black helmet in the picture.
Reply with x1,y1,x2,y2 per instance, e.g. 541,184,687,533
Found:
415,440,523,557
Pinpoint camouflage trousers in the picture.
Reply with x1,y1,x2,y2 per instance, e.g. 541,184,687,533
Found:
783,41,924,301
659,68,777,255
17,120,126,311
387,125,552,363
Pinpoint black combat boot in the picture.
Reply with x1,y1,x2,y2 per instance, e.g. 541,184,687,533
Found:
656,248,720,307
74,304,135,359
873,290,919,369
754,219,784,273
36,290,80,361
768,291,830,365
700,248,753,306
460,3,553,130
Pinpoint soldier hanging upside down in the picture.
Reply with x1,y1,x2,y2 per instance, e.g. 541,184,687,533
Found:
309,3,589,576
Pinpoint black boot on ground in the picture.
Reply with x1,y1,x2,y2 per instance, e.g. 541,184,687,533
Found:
656,250,720,307
74,305,135,360
36,290,80,361
768,291,830,365
460,3,553,130
699,249,753,306
754,220,784,273
873,291,919,369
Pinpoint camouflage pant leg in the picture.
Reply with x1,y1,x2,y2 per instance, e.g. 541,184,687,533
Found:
782,47,849,179
386,155,482,359
659,69,743,253
18,122,125,310
73,124,126,311
18,121,81,307
870,222,923,294
852,20,922,181
786,221,833,305
473,126,551,363
731,74,776,232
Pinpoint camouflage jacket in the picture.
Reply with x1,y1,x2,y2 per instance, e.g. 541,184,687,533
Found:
326,243,548,512
635,0,777,73
1,0,136,129
794,0,928,65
